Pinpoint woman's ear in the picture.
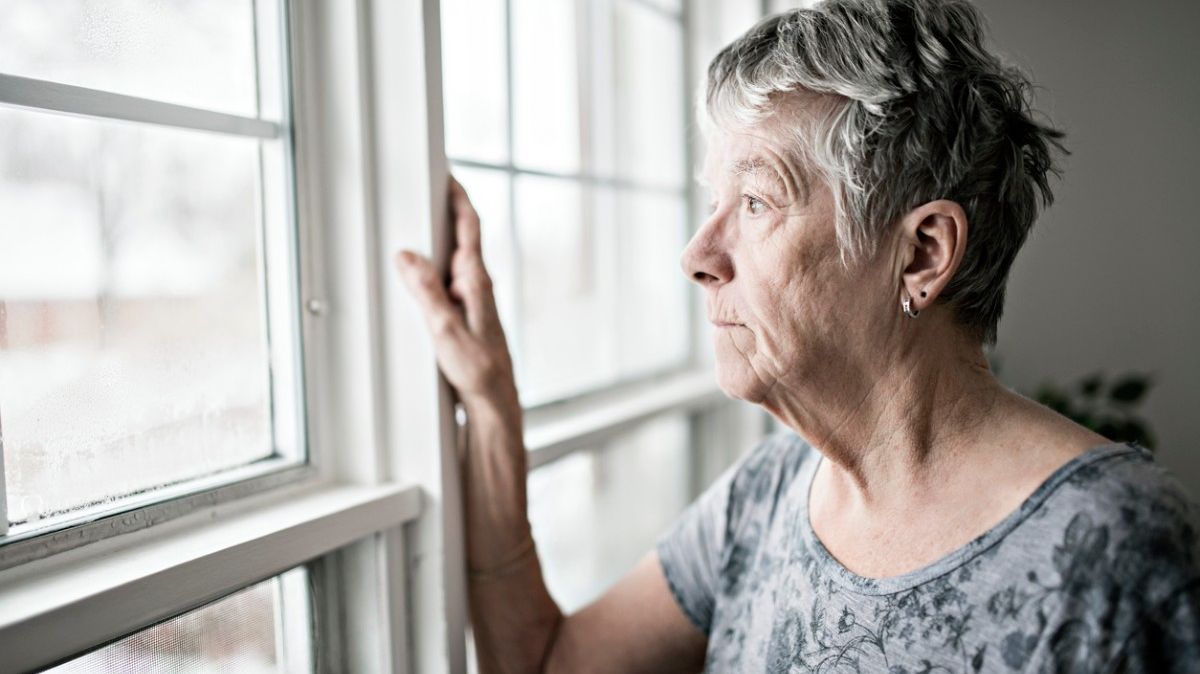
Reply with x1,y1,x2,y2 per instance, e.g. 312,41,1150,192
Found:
898,199,968,312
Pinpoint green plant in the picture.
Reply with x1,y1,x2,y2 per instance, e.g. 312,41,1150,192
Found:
1030,372,1156,449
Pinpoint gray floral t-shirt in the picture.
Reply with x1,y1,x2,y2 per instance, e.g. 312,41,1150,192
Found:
656,432,1200,673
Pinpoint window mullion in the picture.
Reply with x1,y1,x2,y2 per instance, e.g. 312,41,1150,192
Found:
503,0,526,374
274,560,315,671
0,402,7,537
0,73,280,139
358,0,469,670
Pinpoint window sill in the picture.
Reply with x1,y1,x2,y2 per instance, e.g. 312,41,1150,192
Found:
524,368,727,470
0,481,422,673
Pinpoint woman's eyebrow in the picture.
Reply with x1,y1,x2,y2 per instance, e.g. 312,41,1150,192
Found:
732,156,807,204
693,156,810,204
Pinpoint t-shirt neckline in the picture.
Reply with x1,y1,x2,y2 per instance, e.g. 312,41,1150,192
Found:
797,439,1145,596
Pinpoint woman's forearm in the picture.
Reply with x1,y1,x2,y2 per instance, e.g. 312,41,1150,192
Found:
462,392,564,674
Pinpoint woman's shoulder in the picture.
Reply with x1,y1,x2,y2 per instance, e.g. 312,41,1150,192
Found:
1035,443,1200,614
1054,443,1197,539
1025,444,1200,665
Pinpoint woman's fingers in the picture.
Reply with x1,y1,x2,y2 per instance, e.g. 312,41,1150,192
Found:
395,250,470,348
450,248,504,337
449,175,483,256
447,174,506,338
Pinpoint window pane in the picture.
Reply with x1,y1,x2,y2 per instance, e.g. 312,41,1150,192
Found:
511,0,581,173
616,189,690,376
441,0,509,164
0,1,267,117
46,568,309,673
515,176,617,404
638,0,683,13
0,106,275,524
614,0,687,187
527,414,691,611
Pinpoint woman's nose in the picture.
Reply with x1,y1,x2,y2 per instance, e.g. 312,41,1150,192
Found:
680,219,734,287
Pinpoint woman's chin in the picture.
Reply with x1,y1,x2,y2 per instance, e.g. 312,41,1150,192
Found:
714,358,770,404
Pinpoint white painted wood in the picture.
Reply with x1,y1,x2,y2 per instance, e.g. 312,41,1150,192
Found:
525,369,728,470
289,0,387,486
0,406,7,538
379,526,412,674
367,0,469,670
0,73,280,139
257,0,308,469
275,566,315,673
285,2,432,672
0,483,421,674
0,461,312,571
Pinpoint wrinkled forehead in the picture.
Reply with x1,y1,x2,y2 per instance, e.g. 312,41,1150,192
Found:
696,126,812,201
696,89,836,197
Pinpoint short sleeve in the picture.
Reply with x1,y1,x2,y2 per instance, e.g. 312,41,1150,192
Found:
655,458,742,635
1108,580,1200,673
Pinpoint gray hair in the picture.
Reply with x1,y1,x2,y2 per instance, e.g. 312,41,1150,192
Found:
703,0,1067,345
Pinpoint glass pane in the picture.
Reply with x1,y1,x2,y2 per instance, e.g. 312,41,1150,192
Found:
616,190,690,376
46,568,309,673
515,176,617,404
451,165,518,342
528,414,691,611
0,106,273,524
512,0,581,173
441,0,509,163
0,0,266,118
614,0,687,187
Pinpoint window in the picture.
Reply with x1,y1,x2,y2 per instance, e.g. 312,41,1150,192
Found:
0,0,304,534
44,568,311,673
442,0,769,619
1,1,774,672
1,2,431,672
442,0,692,406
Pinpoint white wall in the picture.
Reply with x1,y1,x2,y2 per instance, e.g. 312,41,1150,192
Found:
973,1,1200,492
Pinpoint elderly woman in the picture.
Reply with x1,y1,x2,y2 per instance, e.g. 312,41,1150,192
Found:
396,0,1199,671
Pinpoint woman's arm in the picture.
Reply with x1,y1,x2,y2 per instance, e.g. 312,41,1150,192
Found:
395,177,707,673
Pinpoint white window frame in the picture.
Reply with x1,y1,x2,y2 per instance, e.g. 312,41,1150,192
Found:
0,1,457,671
0,1,774,672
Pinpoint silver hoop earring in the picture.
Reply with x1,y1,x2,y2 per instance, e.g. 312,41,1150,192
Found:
902,296,920,319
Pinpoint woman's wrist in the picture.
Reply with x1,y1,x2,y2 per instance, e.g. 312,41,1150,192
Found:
462,386,523,430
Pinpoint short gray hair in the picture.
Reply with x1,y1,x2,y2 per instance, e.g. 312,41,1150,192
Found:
704,0,1066,345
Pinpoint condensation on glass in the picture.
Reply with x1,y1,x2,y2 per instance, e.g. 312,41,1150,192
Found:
0,1,300,526
0,1,261,118
45,568,311,673
441,0,691,406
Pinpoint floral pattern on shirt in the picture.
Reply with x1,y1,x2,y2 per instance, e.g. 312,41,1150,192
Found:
656,433,1200,673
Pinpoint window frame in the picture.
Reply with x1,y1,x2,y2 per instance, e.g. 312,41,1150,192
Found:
0,0,455,671
0,0,775,672
0,0,310,554
445,0,705,412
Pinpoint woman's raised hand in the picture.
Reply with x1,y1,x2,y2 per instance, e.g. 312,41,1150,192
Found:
395,175,518,407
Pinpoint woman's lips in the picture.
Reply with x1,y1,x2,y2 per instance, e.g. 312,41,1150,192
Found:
711,320,744,328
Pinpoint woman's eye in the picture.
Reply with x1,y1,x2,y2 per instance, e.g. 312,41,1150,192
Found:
743,194,768,216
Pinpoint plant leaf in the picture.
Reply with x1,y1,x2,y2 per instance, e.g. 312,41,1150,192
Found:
1110,376,1150,404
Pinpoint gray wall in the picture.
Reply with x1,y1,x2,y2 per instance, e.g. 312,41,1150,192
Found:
976,1,1200,492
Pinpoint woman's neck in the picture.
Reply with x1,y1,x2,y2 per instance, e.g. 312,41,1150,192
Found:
762,319,1008,507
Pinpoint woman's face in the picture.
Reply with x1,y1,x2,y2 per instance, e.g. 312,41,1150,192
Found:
682,126,895,406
